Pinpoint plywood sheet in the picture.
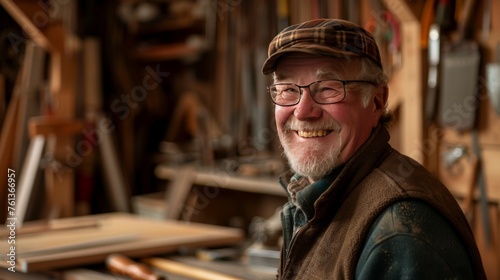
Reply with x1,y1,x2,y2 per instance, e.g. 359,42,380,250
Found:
0,213,244,272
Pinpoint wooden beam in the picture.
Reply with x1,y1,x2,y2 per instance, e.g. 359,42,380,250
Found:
0,0,54,51
382,0,423,164
1,0,80,222
0,87,20,221
28,116,85,138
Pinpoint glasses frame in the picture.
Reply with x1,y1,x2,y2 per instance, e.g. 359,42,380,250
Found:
268,79,378,106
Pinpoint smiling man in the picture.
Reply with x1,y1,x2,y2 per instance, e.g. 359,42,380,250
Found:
262,19,485,280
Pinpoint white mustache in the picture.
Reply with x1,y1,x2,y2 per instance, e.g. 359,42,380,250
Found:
284,119,341,132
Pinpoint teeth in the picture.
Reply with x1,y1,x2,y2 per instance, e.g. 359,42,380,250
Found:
298,130,329,138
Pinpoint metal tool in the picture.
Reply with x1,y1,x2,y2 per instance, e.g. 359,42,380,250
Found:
486,62,500,115
442,145,467,169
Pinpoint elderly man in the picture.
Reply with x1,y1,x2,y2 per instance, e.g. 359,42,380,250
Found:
262,19,485,279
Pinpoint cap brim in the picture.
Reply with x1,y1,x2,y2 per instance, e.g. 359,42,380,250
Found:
261,44,360,75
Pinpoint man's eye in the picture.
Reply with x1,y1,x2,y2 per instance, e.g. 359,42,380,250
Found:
282,87,298,94
317,87,340,95
279,88,299,100
274,86,299,98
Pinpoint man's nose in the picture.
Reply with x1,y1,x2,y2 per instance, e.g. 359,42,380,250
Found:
294,88,322,120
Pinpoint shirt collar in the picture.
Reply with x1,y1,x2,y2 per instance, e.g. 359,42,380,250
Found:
291,167,343,220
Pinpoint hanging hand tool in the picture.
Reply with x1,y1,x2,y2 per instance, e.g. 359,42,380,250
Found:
423,0,456,125
425,22,441,125
437,0,480,131
486,62,500,115
484,0,500,115
471,131,491,246
471,0,492,246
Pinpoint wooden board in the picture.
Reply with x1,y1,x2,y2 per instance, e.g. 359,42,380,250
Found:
0,213,244,272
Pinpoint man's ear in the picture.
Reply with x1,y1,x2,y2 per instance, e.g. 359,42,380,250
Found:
374,85,389,111
371,85,388,128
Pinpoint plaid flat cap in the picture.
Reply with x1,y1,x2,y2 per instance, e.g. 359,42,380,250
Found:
262,19,382,75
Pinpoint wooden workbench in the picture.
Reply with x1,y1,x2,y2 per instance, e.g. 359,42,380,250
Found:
0,212,244,273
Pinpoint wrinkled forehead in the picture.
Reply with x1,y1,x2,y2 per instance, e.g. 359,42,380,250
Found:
273,53,363,81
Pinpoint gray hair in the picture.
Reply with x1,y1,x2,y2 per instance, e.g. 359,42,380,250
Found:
356,58,393,128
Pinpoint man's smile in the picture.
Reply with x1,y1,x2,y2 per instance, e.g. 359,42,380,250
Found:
297,130,332,138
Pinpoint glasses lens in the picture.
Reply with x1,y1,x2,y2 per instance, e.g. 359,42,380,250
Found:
270,84,300,105
269,80,347,105
310,80,345,104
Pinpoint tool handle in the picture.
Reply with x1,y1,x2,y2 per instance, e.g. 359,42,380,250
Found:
106,253,166,280
456,0,475,42
143,258,243,280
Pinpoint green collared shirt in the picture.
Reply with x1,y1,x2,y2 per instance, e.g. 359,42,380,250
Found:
281,168,342,258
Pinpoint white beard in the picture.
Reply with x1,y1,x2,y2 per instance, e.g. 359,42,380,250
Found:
279,120,343,180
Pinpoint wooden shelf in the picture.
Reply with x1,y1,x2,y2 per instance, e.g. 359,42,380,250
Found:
137,17,204,34
155,165,285,197
133,43,202,61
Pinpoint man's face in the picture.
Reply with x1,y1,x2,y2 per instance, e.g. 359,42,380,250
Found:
273,54,386,180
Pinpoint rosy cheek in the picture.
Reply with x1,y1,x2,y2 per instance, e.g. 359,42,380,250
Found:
275,106,291,125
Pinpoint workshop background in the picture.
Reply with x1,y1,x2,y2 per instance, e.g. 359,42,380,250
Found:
1,0,499,279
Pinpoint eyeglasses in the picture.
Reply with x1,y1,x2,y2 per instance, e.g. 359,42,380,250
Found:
268,79,377,106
